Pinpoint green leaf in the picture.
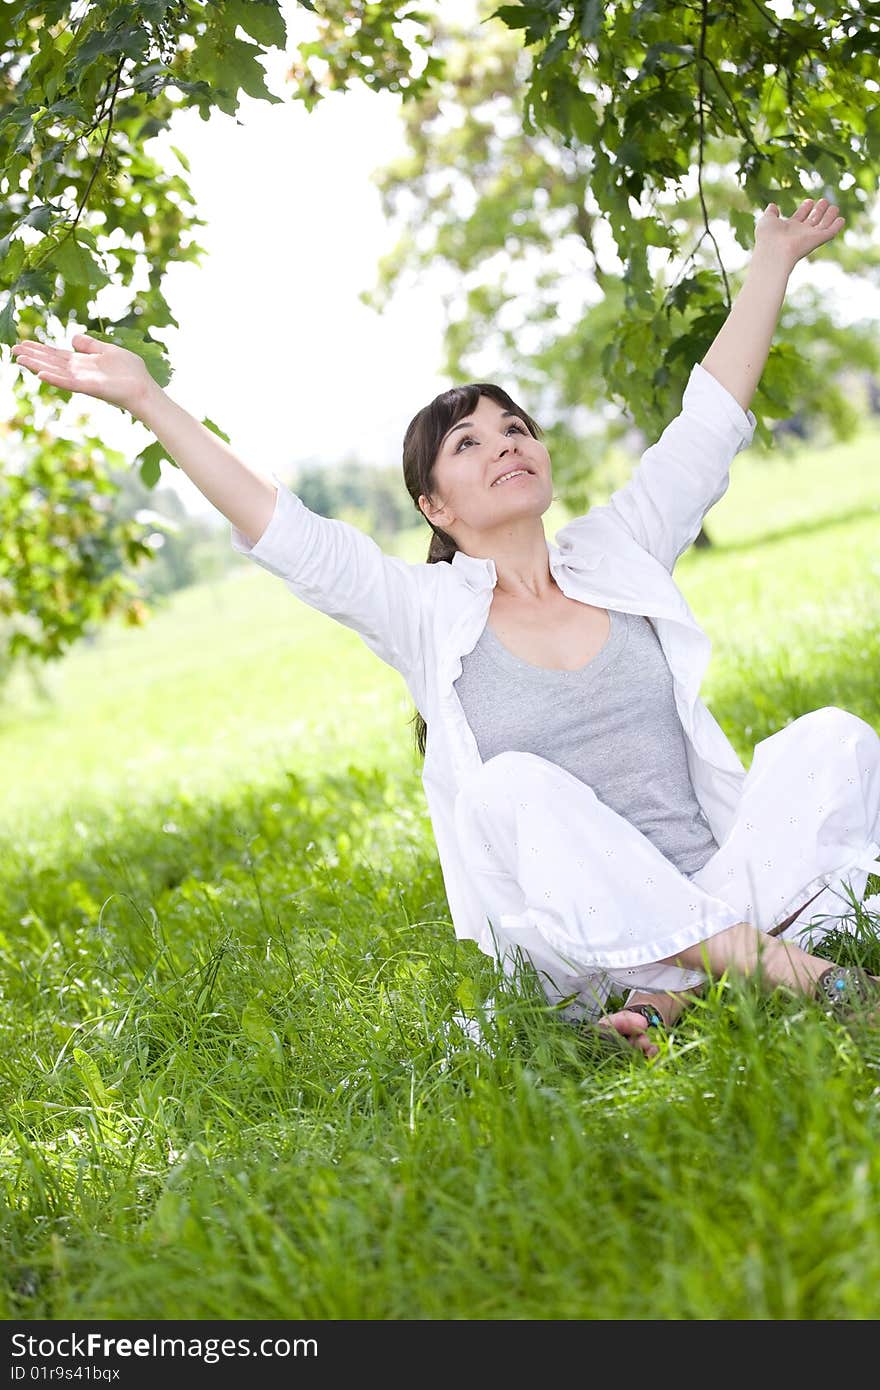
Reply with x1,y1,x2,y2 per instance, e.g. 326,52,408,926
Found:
640,215,674,248
16,269,55,299
729,207,756,252
136,440,167,487
190,29,284,115
22,204,54,232
73,1046,109,1109
617,139,646,172
53,235,111,291
640,42,695,78
536,27,572,71
0,292,17,346
0,236,26,280
455,977,479,1012
225,0,287,50
840,29,880,60
570,95,598,144
490,5,554,43
241,999,277,1048
201,416,230,444
578,0,603,41
130,61,174,98
74,13,151,70
46,98,88,122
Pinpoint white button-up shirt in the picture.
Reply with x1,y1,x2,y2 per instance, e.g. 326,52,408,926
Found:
230,363,757,992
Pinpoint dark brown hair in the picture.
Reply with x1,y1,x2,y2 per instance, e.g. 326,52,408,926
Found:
401,382,544,758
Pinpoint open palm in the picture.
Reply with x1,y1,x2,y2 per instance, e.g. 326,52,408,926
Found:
755,196,846,270
10,332,152,412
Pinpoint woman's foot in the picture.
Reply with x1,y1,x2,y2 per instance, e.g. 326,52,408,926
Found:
596,989,691,1058
597,967,880,1056
596,1009,662,1058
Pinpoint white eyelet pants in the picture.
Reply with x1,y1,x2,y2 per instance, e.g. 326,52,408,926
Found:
453,706,880,1021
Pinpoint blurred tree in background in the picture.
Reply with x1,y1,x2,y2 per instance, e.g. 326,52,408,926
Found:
2,0,879,693
292,458,414,540
343,1,880,530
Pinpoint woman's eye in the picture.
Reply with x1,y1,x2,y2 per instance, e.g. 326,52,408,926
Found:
455,422,526,453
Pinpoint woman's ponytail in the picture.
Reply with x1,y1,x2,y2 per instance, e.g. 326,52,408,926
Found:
410,524,460,757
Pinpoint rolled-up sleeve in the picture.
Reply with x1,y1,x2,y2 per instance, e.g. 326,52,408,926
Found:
230,471,424,686
585,362,757,572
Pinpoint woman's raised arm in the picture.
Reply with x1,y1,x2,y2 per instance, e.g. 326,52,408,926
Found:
12,333,276,542
559,192,847,574
699,195,845,415
11,333,426,691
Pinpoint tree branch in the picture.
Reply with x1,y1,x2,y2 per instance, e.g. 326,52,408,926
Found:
697,0,732,309
702,53,764,158
32,56,126,270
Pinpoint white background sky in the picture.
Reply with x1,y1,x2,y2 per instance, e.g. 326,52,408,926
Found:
93,0,460,523
4,0,879,524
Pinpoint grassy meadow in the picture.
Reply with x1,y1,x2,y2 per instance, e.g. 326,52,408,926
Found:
2,418,880,1319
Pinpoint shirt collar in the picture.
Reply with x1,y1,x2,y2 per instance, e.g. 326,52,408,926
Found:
450,548,496,588
450,535,598,589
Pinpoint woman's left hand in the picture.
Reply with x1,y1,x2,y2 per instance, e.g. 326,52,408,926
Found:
754,196,845,272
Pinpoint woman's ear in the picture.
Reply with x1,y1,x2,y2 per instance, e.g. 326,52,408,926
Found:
420,490,458,540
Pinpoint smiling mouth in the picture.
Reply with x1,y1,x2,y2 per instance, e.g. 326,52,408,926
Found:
491,469,533,486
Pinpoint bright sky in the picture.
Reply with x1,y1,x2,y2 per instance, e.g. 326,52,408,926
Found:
89,0,460,522
4,0,879,524
4,2,471,523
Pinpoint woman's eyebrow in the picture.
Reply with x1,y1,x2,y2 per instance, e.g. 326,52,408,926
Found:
442,410,516,446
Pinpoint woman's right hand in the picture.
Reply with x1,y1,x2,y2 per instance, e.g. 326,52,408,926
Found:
11,332,155,414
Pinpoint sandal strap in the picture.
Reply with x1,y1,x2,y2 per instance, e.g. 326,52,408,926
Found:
817,963,879,1014
626,1003,666,1029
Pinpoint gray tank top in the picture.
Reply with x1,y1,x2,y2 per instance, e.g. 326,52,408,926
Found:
453,607,719,877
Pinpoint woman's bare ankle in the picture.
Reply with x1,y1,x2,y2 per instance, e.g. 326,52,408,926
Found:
626,985,701,1027
659,920,835,998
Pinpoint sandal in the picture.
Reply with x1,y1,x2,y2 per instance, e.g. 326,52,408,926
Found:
624,1002,667,1030
816,963,880,1021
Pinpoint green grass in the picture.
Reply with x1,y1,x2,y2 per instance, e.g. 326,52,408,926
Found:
2,420,880,1319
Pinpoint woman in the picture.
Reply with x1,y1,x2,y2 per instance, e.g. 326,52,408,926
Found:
12,194,880,1059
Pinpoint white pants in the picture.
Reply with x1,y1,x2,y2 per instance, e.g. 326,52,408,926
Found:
453,706,880,1021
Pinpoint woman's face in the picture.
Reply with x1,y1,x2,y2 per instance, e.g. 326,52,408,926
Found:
418,393,552,544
